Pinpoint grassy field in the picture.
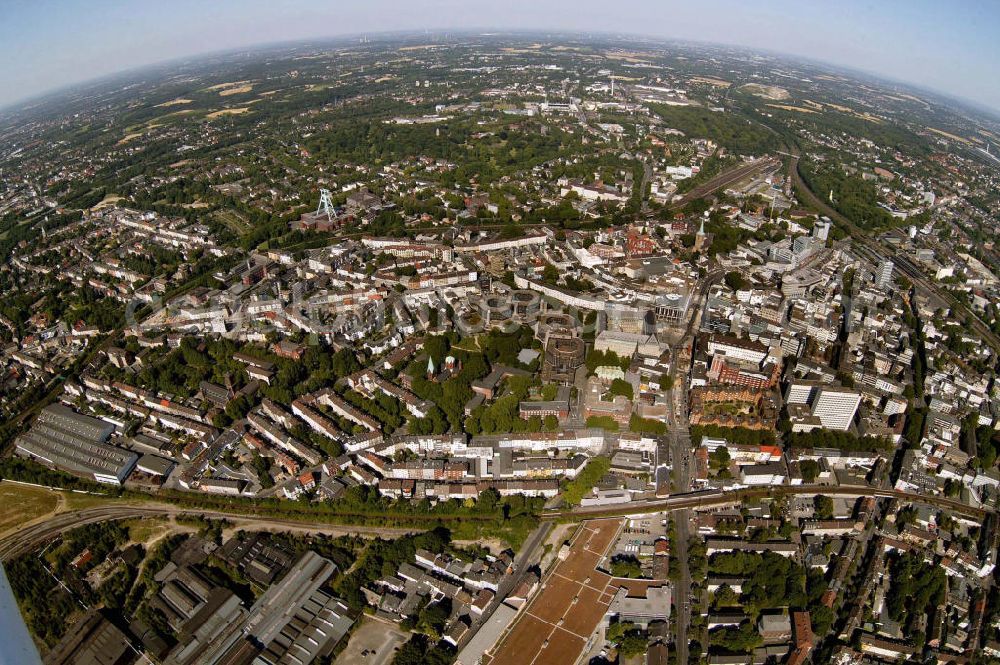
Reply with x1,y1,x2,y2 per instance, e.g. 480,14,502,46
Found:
213,209,252,234
61,490,130,512
0,483,60,534
0,481,137,536
122,517,171,545
90,194,123,211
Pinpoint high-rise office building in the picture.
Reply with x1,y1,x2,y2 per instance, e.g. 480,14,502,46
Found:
876,260,894,289
810,387,862,431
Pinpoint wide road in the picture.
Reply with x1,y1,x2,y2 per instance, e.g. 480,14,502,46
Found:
0,504,421,562
663,266,721,665
455,522,552,654
640,160,653,213
543,483,991,522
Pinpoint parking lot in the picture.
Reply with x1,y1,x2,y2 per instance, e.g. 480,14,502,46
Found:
338,617,409,665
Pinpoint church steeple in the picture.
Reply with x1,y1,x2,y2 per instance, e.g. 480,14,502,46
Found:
694,211,709,252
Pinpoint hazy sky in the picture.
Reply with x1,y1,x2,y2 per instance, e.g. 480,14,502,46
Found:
2,0,998,112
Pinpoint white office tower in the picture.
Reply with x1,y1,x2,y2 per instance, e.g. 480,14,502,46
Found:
813,218,831,241
876,259,894,289
810,387,862,431
785,382,815,405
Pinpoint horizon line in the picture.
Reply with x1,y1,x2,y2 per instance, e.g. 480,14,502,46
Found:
1,28,998,122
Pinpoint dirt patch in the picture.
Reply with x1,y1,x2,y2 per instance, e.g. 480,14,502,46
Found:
741,83,790,100
927,127,973,145
767,104,818,114
824,102,853,113
117,132,144,145
155,98,193,108
219,84,253,96
90,194,123,210
690,76,731,88
206,80,252,92
206,108,250,119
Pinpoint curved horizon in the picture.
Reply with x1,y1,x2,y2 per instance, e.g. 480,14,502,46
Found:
2,29,995,123
1,0,998,118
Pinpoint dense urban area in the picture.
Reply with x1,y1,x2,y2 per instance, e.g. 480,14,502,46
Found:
0,31,999,665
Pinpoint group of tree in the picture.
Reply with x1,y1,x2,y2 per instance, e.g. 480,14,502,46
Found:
609,554,644,578
709,620,762,654
691,425,775,447
708,446,732,479
813,495,835,520
785,429,892,452
798,159,900,231
606,620,648,659
338,386,406,434
799,459,821,483
0,457,118,494
724,271,749,291
152,482,542,551
407,328,541,434
585,348,631,374
606,378,634,400
390,634,454,665
7,554,80,647
629,414,667,436
885,550,946,637
649,104,781,155
465,375,540,435
561,456,611,506
335,527,451,611
708,551,807,615
8,521,132,647
961,412,1000,469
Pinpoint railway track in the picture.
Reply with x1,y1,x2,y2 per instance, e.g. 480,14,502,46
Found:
544,484,990,522
666,156,782,211
1,481,988,560
0,504,419,562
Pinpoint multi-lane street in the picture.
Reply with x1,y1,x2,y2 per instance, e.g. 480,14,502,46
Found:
661,266,715,665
